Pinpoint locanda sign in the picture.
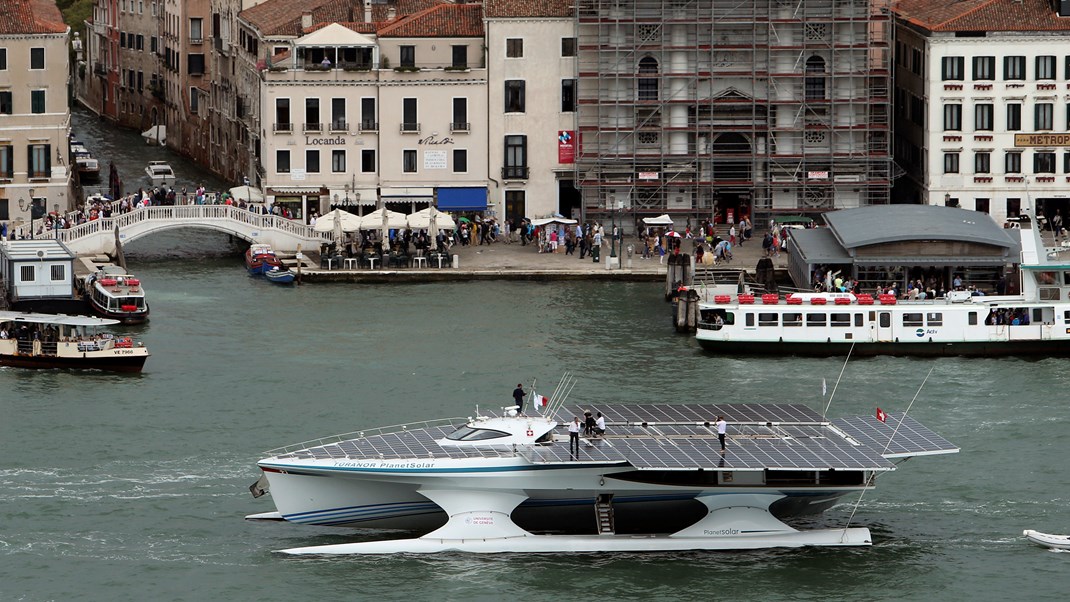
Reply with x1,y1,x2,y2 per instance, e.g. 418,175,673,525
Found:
305,136,347,145
418,134,454,145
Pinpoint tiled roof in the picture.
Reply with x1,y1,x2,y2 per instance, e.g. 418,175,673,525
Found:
894,0,1070,32
485,0,573,18
242,0,447,37
0,0,67,35
378,3,484,38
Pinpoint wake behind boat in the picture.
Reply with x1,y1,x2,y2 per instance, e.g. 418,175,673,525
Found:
0,311,149,372
248,385,958,555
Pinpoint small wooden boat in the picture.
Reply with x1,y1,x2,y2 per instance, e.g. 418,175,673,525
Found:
1023,530,1070,550
265,267,296,284
245,244,283,275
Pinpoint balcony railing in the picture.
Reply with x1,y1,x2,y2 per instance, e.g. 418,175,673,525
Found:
450,122,470,132
190,36,203,45
93,62,107,76
303,122,322,133
502,166,529,179
400,122,420,133
329,120,348,132
360,121,379,133
274,122,293,133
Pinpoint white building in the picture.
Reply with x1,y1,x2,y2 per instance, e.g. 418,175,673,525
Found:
0,240,76,307
894,0,1070,223
485,0,579,225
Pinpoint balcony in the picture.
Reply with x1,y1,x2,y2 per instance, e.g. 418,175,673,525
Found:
359,120,379,133
303,122,322,133
190,36,204,45
93,62,107,77
400,122,420,133
502,166,529,180
329,120,348,132
273,122,293,133
450,122,470,133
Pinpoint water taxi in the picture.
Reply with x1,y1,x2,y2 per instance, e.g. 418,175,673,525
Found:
145,161,175,186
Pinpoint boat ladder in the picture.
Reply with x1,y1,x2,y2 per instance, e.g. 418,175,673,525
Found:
595,494,615,535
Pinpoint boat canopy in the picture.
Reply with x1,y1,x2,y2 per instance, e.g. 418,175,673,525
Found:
0,311,121,327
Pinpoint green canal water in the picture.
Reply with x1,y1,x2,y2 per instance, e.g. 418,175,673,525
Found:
2,229,1068,600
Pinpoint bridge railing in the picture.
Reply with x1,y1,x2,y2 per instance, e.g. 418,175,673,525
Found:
57,205,332,246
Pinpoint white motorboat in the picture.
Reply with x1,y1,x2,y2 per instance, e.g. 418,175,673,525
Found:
693,208,1070,357
248,381,958,555
145,161,175,185
70,140,100,181
1023,530,1070,550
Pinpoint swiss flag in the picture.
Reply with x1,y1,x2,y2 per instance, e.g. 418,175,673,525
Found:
876,407,887,423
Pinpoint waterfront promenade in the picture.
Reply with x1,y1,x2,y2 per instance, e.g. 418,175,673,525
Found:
299,233,788,282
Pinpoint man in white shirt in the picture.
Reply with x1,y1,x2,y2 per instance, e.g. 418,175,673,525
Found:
595,412,606,437
568,417,582,457
716,416,727,451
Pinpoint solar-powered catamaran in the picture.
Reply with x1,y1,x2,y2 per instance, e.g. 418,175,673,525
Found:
249,383,957,555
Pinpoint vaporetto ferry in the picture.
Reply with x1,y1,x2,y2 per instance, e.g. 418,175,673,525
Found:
695,211,1070,356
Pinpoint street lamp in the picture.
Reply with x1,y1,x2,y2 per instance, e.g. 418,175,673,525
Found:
944,192,951,207
334,193,339,209
609,195,618,259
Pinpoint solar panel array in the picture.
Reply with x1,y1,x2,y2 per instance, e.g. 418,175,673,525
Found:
268,404,953,471
831,413,959,458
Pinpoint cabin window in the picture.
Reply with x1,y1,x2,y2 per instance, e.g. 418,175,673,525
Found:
1033,308,1045,323
745,313,755,327
19,265,34,282
50,265,65,281
758,313,778,326
830,313,851,327
969,312,978,326
879,313,890,328
783,312,803,327
1063,272,1070,286
806,313,826,326
445,426,510,441
854,314,864,327
1039,287,1060,301
926,312,943,326
903,313,924,327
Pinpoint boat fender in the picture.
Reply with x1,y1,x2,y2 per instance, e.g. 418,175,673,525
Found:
895,337,899,343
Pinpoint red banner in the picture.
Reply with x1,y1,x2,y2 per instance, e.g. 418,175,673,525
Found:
558,130,575,164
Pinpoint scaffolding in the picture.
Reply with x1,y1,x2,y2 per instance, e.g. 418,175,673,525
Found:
575,0,892,227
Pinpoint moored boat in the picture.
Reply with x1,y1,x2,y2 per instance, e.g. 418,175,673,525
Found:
264,267,296,284
694,209,1070,357
145,161,175,185
70,140,100,182
81,265,149,324
245,244,283,275
1023,530,1070,550
0,311,149,372
248,381,958,555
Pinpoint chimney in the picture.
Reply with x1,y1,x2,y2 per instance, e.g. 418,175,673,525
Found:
387,7,397,21
301,11,312,30
364,0,372,23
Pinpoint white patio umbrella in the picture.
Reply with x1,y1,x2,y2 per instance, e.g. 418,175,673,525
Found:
407,207,456,230
141,124,166,146
643,214,674,226
228,185,265,204
313,209,362,233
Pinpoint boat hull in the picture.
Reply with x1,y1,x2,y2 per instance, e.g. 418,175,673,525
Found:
260,466,855,534
265,270,295,284
0,352,148,373
1024,529,1070,550
696,337,1070,357
86,302,150,325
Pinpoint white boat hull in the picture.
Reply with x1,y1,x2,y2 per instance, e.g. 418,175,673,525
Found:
1024,529,1070,550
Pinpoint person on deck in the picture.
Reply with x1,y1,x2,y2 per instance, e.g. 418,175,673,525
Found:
512,383,526,414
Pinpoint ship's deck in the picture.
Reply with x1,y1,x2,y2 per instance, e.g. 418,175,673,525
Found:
266,403,958,472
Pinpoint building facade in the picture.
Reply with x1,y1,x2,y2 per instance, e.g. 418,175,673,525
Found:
894,0,1070,224
485,0,580,225
575,0,892,228
0,0,73,230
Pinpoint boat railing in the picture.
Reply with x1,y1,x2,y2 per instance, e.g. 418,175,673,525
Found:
264,417,468,456
16,341,58,355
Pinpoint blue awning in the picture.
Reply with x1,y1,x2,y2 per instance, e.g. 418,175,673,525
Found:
437,187,487,211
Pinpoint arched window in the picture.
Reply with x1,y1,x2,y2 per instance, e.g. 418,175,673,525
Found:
638,57,659,101
805,56,826,100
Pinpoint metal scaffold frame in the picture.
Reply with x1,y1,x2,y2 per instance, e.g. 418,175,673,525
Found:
574,0,891,227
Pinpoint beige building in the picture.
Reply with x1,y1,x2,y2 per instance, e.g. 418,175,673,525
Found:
0,0,73,231
485,0,579,225
243,0,489,220
160,0,214,170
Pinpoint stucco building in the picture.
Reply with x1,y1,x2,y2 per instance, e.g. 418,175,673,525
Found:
0,0,73,230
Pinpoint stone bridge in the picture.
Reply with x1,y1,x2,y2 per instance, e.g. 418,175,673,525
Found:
54,205,331,256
